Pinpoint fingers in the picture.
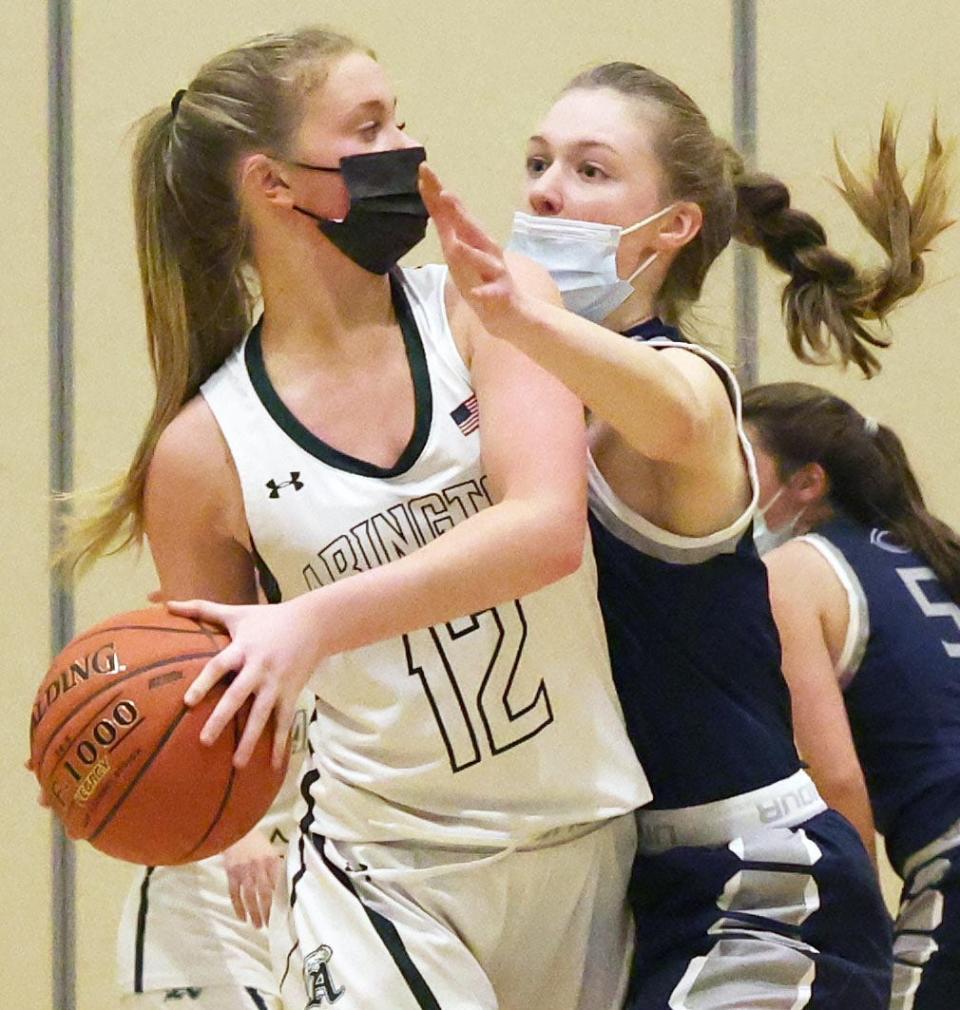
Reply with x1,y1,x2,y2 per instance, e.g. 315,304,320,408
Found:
254,856,281,929
166,598,230,630
452,240,504,282
419,163,501,257
147,588,165,604
233,685,278,768
226,861,270,929
444,192,502,258
272,696,296,771
243,868,267,930
226,865,247,924
184,642,245,709
418,162,443,208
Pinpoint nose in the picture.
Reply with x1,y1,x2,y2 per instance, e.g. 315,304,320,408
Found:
526,165,564,216
397,126,422,150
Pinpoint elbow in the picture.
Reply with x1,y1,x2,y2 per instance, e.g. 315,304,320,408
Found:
807,764,869,807
538,501,586,583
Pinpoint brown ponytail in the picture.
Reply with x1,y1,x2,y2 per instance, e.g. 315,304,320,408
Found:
562,66,954,376
60,28,364,573
734,112,955,377
743,382,960,603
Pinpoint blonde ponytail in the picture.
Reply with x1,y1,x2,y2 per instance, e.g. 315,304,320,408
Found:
59,28,364,573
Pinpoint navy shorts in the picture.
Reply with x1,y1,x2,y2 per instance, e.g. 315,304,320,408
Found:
626,809,893,1009
892,835,960,1009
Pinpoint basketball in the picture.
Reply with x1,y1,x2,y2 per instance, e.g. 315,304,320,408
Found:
29,607,289,866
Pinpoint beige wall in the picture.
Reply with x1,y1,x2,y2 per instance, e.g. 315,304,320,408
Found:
7,2,959,1006
2,2,53,1008
755,2,960,529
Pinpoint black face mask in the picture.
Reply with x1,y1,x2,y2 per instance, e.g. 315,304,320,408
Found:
290,146,429,275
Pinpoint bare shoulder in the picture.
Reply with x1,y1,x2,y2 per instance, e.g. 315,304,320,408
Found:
658,346,736,427
149,396,229,484
764,537,842,599
145,395,245,543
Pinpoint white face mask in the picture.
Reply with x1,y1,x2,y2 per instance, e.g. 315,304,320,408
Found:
507,204,676,323
753,486,806,556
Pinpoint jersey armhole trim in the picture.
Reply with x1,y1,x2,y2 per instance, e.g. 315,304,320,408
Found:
796,534,869,687
587,340,759,564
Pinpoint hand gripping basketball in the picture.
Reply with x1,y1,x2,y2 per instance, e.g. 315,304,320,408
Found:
29,607,288,865
169,595,319,770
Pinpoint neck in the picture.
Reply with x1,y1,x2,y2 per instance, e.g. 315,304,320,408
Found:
254,222,394,350
601,262,668,331
796,500,836,535
603,287,658,332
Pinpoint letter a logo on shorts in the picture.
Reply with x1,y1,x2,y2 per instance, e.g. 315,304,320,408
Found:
304,945,345,1006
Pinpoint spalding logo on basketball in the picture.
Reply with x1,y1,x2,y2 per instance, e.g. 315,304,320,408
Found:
29,607,289,866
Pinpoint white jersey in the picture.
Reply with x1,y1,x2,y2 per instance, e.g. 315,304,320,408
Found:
201,264,649,848
117,700,312,993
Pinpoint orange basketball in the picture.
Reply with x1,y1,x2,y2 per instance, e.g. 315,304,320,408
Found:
29,607,289,865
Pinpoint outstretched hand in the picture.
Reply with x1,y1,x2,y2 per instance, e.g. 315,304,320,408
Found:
419,163,523,335
167,596,320,770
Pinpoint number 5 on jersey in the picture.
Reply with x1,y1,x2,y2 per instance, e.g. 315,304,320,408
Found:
404,601,554,772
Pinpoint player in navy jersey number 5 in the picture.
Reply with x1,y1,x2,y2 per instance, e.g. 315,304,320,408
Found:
63,27,649,1010
419,63,951,1009
745,382,960,1010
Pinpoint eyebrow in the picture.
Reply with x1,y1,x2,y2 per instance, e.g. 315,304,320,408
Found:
347,97,397,118
527,134,619,155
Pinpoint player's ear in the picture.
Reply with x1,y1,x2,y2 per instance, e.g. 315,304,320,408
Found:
239,153,294,210
791,461,829,505
656,201,702,254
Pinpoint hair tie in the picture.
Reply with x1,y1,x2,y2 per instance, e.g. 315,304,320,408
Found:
170,89,186,117
863,415,879,436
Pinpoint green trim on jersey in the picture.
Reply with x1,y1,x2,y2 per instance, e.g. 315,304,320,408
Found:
244,271,433,478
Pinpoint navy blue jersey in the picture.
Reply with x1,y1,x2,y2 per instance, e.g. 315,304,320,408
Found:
590,321,800,809
798,516,960,872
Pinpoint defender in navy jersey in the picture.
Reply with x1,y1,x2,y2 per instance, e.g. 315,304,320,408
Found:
418,59,952,1008
587,324,891,1010
746,381,960,1010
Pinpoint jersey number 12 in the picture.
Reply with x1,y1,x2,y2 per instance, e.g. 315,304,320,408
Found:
404,601,554,772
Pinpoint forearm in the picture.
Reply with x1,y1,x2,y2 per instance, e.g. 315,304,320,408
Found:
290,494,584,660
492,295,705,459
809,769,878,867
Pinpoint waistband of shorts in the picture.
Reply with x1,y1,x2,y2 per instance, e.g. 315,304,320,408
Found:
902,816,960,879
635,770,828,854
316,816,617,883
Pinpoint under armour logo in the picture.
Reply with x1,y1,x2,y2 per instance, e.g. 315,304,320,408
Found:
163,990,202,1003
266,472,304,498
304,945,345,1006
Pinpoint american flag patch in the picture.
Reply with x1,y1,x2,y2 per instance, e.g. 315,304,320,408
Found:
450,394,479,435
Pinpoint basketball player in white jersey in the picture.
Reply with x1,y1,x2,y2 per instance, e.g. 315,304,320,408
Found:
64,27,649,1010
116,698,312,1010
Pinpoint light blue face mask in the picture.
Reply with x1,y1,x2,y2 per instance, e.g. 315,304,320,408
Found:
752,487,807,556
506,205,675,323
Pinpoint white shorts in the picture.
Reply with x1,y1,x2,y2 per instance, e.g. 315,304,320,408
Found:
120,986,281,1009
271,815,636,1010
